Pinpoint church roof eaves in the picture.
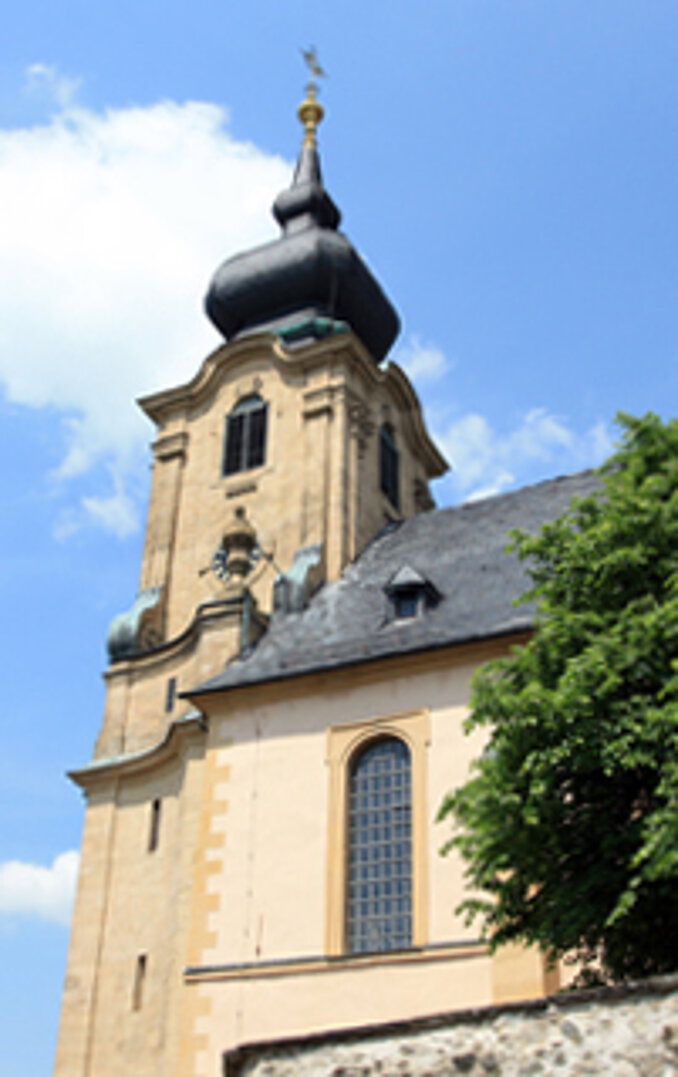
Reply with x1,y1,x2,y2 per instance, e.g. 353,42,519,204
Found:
186,470,601,700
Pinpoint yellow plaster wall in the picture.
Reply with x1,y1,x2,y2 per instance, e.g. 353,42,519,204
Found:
54,788,118,1076
180,641,550,1073
192,951,494,1076
56,731,206,1077
60,635,552,1077
197,650,491,968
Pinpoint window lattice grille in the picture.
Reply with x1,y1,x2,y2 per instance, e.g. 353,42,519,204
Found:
346,737,412,954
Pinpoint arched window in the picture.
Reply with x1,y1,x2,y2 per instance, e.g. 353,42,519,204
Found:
379,424,400,509
346,736,412,953
223,394,268,476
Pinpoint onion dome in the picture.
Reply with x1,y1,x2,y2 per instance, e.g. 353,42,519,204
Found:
205,84,400,363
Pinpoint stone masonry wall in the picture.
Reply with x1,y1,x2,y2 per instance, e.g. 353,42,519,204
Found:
225,975,678,1077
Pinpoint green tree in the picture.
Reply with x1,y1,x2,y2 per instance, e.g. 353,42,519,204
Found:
438,414,678,983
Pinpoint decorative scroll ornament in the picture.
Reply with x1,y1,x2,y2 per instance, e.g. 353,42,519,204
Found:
107,586,164,661
348,398,375,458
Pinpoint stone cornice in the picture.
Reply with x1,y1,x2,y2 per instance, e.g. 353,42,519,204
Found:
151,430,189,461
185,939,486,985
137,334,277,425
104,596,268,681
137,332,447,479
68,712,206,789
383,361,448,477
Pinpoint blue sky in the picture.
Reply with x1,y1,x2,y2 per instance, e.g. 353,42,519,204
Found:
1,2,677,1072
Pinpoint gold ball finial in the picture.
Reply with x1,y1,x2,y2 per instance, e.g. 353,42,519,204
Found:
298,84,324,147
298,46,326,147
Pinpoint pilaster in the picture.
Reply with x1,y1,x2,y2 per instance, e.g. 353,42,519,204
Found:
139,430,188,594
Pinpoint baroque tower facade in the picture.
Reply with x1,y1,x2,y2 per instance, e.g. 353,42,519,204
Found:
55,85,450,1076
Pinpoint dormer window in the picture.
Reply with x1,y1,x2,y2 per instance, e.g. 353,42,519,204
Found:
223,394,267,476
386,565,441,621
379,424,400,510
394,589,420,620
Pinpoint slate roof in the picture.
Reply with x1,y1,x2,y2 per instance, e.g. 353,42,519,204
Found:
189,470,600,697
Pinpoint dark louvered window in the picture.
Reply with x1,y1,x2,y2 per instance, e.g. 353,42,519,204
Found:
223,395,268,475
379,424,400,509
346,737,412,954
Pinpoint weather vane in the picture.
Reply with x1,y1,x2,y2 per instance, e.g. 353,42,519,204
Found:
298,47,327,147
300,46,327,91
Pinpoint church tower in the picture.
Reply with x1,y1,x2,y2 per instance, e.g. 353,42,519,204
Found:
55,78,446,1076
91,78,445,766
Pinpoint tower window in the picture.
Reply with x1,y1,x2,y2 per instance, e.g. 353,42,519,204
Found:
132,954,147,1011
165,677,176,713
223,394,268,475
379,424,400,509
148,799,161,853
346,736,412,954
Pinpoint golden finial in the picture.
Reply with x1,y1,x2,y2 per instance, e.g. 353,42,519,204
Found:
298,46,326,147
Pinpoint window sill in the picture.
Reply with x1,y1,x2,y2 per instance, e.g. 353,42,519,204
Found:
380,493,402,521
224,477,258,499
221,461,273,498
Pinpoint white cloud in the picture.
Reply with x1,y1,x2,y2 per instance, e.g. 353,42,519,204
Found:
25,63,81,109
438,408,611,502
82,491,138,538
393,335,450,383
439,412,497,491
0,66,292,534
589,419,614,460
465,472,516,502
507,407,573,459
0,850,79,926
82,474,140,537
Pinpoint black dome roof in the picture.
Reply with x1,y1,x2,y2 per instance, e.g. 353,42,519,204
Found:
204,126,400,363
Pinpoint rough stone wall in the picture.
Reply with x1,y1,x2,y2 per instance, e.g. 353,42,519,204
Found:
226,975,678,1077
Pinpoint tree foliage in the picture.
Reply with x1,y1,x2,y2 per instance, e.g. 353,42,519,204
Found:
438,414,678,982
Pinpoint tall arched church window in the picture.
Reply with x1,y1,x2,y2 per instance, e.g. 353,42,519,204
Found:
223,394,268,476
346,736,412,954
379,424,400,509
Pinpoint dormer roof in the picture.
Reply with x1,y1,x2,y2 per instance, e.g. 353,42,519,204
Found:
386,565,428,591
